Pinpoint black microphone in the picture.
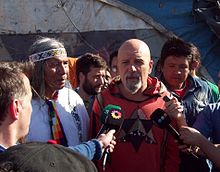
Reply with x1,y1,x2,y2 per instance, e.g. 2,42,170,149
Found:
150,108,198,158
96,105,124,171
150,108,183,144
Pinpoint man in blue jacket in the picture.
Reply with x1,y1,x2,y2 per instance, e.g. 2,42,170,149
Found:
158,37,216,172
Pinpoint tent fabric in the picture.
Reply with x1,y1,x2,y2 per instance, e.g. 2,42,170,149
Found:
0,0,219,82
193,0,220,39
118,0,220,83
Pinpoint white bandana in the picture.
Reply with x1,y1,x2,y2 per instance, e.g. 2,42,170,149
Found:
29,48,67,62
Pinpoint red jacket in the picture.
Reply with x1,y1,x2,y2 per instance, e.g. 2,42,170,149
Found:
90,77,180,172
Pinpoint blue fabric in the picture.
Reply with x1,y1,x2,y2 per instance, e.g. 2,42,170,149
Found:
160,75,215,126
193,102,220,172
178,77,213,172
0,140,102,161
118,0,220,83
160,75,213,172
69,139,102,160
0,145,6,153
181,76,215,126
193,102,220,143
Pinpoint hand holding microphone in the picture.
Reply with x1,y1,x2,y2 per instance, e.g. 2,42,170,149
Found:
150,108,184,144
96,104,124,171
163,95,187,127
96,104,124,138
150,108,198,158
97,129,116,153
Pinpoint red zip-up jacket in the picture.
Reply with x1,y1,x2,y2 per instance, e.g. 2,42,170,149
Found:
90,77,180,172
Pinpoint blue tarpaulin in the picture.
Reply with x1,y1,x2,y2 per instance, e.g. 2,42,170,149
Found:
119,0,220,83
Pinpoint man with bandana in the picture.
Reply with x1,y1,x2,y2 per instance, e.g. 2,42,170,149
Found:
90,39,184,172
26,37,89,147
0,60,116,162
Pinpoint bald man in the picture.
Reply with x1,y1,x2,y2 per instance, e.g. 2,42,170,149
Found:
90,39,183,172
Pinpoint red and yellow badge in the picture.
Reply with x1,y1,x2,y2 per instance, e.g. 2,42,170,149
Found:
110,110,122,119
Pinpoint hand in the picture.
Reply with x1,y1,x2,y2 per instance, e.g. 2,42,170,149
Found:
164,96,186,126
97,129,116,153
179,126,206,157
178,144,190,153
179,126,203,146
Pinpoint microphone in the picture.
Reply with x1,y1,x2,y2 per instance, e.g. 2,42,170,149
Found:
150,108,198,158
96,104,124,137
150,108,183,144
96,104,124,171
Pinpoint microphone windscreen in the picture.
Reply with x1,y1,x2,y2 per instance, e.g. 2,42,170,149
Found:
100,104,124,133
150,108,171,129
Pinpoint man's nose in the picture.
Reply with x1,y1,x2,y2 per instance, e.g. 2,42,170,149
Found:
129,64,137,72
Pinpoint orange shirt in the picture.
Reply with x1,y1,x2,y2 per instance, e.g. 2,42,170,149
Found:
68,57,78,89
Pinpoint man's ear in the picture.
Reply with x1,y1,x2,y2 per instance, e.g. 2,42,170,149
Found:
148,60,154,74
8,99,20,120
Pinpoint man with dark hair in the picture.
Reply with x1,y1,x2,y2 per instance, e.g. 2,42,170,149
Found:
188,42,219,101
158,37,216,172
75,53,107,111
